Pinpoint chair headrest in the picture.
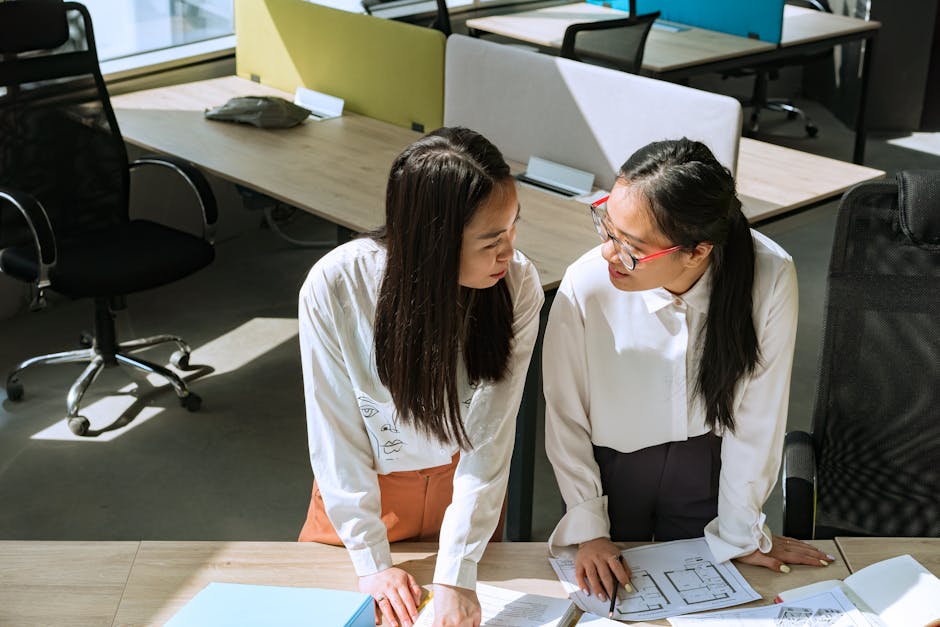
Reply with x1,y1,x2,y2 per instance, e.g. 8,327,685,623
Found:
897,170,940,249
0,0,69,55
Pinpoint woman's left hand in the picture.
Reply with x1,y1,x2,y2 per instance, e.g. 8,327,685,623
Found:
430,583,481,627
735,534,837,573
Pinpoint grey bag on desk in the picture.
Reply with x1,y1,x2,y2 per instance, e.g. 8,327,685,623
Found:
204,96,311,129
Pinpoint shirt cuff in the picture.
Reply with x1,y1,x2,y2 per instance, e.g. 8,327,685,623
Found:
347,538,394,577
433,554,477,589
548,495,611,554
703,512,773,562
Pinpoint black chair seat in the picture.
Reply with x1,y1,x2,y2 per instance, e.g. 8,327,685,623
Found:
0,219,214,298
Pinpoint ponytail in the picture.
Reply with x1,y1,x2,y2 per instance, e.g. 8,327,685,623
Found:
620,138,759,432
697,205,757,432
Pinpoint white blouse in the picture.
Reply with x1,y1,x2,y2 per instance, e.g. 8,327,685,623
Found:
544,230,798,562
298,237,543,588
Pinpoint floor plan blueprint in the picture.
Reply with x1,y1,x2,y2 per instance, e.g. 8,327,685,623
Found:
549,538,760,621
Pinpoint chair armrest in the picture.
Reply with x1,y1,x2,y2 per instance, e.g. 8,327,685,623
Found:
0,186,57,303
129,155,218,243
782,429,816,539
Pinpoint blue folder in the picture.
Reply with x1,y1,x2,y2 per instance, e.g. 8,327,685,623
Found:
165,582,374,627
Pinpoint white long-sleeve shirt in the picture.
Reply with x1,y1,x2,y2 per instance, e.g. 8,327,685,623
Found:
544,230,798,562
299,237,543,588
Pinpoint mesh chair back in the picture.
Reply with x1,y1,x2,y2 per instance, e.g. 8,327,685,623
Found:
560,11,660,75
0,1,128,251
812,175,940,537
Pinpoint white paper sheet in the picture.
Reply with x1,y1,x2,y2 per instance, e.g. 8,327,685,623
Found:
414,582,575,627
666,588,873,626
549,538,760,621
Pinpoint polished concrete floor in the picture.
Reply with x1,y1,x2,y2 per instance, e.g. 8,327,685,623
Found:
1,100,938,546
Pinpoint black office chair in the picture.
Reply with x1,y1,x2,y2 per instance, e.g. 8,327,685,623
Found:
731,0,831,137
361,0,452,36
782,170,940,540
0,0,217,436
560,0,659,75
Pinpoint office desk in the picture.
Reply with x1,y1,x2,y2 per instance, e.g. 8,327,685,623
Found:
466,4,880,164
0,540,847,626
835,537,940,576
110,76,881,541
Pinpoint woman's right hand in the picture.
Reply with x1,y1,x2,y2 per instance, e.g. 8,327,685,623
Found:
358,567,423,627
575,537,633,602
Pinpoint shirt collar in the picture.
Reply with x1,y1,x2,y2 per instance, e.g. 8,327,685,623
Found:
638,264,713,314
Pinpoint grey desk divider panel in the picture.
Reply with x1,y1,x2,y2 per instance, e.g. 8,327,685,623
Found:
444,35,742,192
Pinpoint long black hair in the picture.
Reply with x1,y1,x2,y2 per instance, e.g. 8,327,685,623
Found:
372,127,515,449
620,138,758,432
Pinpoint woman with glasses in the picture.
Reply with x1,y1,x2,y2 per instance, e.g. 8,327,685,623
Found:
544,138,832,604
298,127,543,627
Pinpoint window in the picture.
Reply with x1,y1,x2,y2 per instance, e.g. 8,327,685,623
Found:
82,0,233,62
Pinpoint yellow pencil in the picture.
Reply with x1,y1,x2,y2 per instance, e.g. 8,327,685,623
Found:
416,590,434,613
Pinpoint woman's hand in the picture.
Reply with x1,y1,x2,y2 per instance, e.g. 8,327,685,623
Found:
575,537,632,602
431,584,481,627
735,534,838,573
359,567,423,627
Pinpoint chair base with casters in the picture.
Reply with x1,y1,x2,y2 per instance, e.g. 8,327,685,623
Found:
5,297,201,437
743,69,818,138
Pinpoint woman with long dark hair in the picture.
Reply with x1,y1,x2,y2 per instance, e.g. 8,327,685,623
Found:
544,138,832,602
298,127,542,627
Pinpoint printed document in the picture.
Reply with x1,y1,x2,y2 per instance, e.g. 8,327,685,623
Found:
550,538,760,621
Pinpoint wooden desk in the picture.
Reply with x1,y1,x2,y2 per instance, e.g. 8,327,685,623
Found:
110,76,883,281
0,540,847,626
109,76,881,541
835,537,940,576
466,4,881,164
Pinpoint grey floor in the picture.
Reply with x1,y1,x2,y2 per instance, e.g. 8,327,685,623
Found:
1,99,939,546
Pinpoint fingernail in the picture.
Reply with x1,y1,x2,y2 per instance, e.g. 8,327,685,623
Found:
820,559,829,566
581,588,589,595
625,584,634,593
827,554,837,561
779,564,791,573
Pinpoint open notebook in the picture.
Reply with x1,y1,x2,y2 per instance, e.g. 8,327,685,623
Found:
775,554,940,627
414,583,578,627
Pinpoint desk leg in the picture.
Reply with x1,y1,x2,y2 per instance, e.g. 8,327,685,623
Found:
853,33,877,164
505,289,554,541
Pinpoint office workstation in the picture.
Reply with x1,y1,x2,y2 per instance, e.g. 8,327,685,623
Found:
466,2,880,164
1,0,938,625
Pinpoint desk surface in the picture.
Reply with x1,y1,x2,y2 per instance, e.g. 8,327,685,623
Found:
835,537,940,577
466,4,879,73
0,540,848,627
110,76,882,290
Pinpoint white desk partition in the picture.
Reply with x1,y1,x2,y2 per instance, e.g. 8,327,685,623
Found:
444,35,742,191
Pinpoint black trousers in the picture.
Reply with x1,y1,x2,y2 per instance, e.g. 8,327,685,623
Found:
594,432,722,542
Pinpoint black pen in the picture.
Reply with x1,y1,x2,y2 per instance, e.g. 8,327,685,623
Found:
607,581,618,619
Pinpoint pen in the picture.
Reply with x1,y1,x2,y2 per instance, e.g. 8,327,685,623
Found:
607,582,617,619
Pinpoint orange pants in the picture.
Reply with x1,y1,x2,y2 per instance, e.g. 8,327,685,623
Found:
299,454,505,544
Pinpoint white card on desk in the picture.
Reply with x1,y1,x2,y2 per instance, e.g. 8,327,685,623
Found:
294,86,344,120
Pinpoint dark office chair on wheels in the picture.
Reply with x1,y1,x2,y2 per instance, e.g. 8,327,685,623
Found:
560,0,659,75
0,0,217,435
731,0,831,137
361,0,451,36
782,170,940,540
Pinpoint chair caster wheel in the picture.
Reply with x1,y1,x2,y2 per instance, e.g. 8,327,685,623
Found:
170,350,190,369
180,392,201,412
806,124,818,138
6,379,24,401
79,332,93,348
68,416,90,436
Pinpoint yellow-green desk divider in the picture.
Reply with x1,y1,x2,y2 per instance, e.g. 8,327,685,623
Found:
235,0,445,132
